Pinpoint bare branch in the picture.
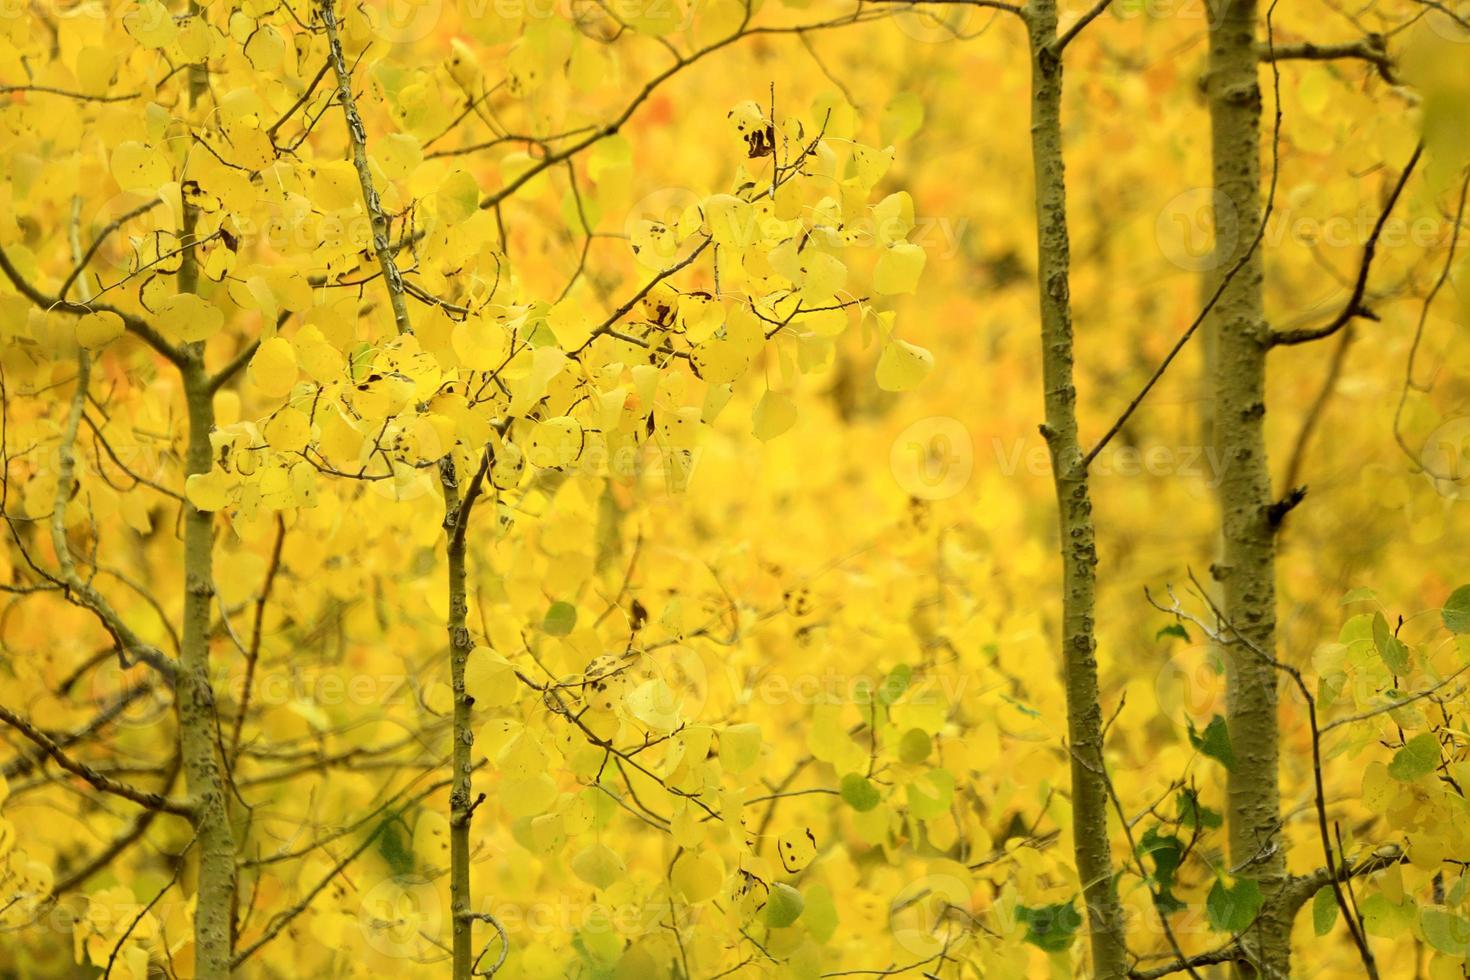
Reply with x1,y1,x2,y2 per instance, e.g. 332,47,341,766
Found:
0,704,191,815
1271,142,1424,347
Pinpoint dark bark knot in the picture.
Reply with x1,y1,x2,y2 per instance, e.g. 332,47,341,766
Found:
1046,271,1069,303
1222,81,1261,109
1036,47,1060,78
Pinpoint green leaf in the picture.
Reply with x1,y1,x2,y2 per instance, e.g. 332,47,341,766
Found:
898,728,932,763
905,768,954,820
1312,886,1339,937
1339,586,1377,605
1443,585,1470,634
543,601,577,636
1387,732,1441,781
802,884,839,943
1372,611,1411,675
1175,788,1222,830
1188,715,1235,770
375,814,414,876
839,773,881,812
877,664,912,705
1139,827,1185,913
765,883,805,928
1422,908,1470,957
1018,901,1082,952
1156,623,1189,642
1207,877,1263,933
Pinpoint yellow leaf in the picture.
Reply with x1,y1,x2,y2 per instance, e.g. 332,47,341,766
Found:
752,389,797,441
110,142,171,194
75,312,124,349
874,241,926,295
158,293,223,343
464,646,518,707
876,339,933,392
250,337,298,399
671,851,724,904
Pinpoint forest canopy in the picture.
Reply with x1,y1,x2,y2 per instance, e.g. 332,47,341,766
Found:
1,1,1469,978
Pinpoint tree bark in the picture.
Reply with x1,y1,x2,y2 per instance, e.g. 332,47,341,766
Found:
179,7,237,969
319,4,477,973
442,463,476,979
1026,4,1129,976
179,358,236,980
1205,2,1289,975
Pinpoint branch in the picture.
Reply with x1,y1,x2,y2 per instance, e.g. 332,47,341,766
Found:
863,0,1025,12
0,242,184,367
573,237,712,354
1083,5,1288,466
1271,141,1424,346
24,348,178,682
1281,845,1405,913
1147,575,1381,978
474,8,904,215
1258,37,1395,82
0,84,140,102
227,514,286,763
1280,324,1355,494
52,754,182,895
0,704,192,815
1052,0,1114,53
1318,663,1470,734
207,337,262,393
319,0,413,335
57,199,166,302
230,778,449,967
1129,945,1242,980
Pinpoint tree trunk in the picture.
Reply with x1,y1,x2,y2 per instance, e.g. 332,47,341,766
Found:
180,360,237,980
1205,2,1290,975
179,10,237,968
318,4,477,973
442,461,476,979
1026,4,1129,976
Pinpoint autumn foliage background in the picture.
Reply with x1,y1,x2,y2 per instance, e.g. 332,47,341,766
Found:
1,0,1469,978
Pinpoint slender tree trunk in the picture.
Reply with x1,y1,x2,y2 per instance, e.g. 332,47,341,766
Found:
319,4,477,974
178,8,237,970
180,359,236,980
1205,2,1289,975
442,465,476,979
1026,4,1129,976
